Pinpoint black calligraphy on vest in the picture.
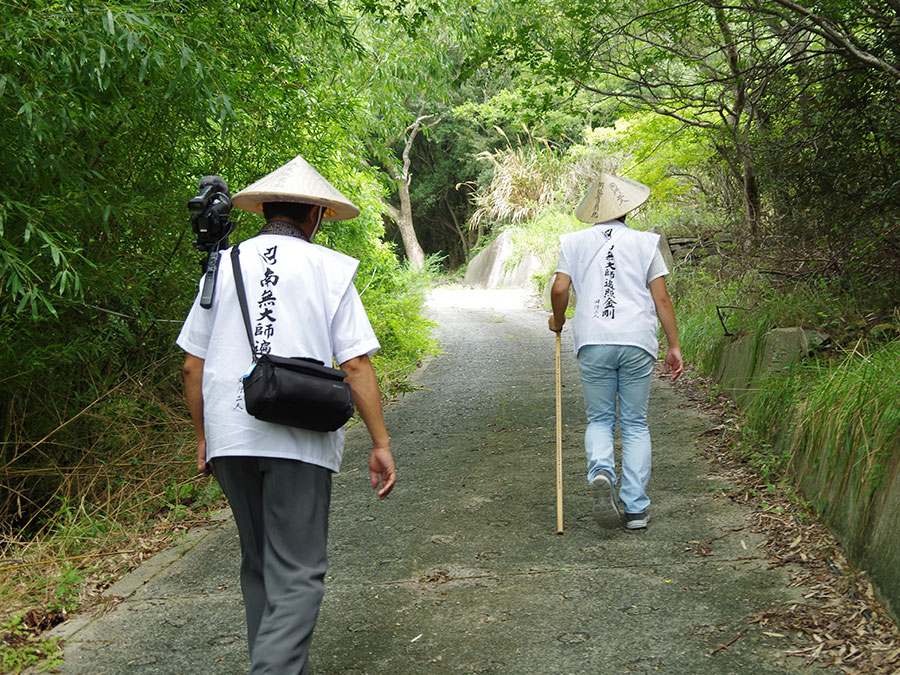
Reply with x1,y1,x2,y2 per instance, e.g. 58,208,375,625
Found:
254,246,280,354
592,229,617,320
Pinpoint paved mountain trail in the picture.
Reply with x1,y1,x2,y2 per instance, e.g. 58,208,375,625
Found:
42,286,832,674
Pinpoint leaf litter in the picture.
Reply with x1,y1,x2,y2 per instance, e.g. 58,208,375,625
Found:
674,366,900,674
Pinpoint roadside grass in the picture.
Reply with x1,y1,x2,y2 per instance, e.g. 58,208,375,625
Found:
367,257,440,396
795,341,900,498
740,340,900,507
1,612,62,674
666,266,733,373
0,354,227,670
672,262,900,503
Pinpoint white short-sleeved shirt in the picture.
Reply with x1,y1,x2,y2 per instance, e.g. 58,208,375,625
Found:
555,221,668,357
557,233,667,284
176,235,380,472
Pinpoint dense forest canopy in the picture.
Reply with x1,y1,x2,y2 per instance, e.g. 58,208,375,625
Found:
1,0,898,538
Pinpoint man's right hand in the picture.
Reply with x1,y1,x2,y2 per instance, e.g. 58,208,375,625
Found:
369,445,395,499
665,347,684,382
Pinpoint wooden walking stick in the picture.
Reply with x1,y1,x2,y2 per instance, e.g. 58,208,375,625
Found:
555,331,564,534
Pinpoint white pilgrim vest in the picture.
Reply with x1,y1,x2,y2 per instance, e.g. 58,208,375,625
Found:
559,221,660,357
176,235,380,472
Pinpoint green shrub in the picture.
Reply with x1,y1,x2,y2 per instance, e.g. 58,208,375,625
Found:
0,612,62,674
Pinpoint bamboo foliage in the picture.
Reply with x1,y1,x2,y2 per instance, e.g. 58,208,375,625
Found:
0,0,435,545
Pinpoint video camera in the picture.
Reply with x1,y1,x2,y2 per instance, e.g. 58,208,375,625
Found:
188,175,236,309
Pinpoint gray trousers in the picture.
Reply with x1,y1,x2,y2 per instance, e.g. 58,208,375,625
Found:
213,456,332,675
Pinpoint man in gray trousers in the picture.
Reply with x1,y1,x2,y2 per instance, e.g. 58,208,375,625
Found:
178,153,395,674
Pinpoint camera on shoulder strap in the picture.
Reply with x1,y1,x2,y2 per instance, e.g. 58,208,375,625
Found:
188,175,235,309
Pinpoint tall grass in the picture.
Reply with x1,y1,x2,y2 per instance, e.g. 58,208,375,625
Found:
732,338,900,557
790,341,900,503
672,260,900,514
0,351,225,654
666,267,743,372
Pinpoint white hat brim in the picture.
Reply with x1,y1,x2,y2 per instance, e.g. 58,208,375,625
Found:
232,154,360,222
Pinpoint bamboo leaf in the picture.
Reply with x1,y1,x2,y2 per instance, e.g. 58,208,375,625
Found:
104,8,115,36
17,100,33,125
40,293,59,318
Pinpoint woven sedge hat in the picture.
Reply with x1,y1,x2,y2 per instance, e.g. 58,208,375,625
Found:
232,153,360,222
575,173,650,223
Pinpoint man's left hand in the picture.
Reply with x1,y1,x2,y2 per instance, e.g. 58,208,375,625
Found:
548,315,564,333
665,347,684,382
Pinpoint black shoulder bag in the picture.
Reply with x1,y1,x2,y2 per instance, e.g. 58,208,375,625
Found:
231,245,356,432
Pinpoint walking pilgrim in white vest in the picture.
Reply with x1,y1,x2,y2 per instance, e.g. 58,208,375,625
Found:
548,172,683,531
178,152,395,675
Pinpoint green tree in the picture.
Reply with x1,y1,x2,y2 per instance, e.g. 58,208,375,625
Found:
348,0,481,270
0,0,434,536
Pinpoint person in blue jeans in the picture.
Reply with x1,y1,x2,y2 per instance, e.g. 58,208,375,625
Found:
548,173,682,530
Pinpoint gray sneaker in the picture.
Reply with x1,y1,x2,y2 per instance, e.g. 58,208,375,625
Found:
624,510,649,530
590,470,621,527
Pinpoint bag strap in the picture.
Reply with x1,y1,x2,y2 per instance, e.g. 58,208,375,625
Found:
231,245,259,362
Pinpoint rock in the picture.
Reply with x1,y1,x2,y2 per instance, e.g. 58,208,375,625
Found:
758,327,808,373
713,232,734,245
700,254,723,270
715,327,813,405
650,227,676,272
463,230,541,289
714,334,757,405
805,330,832,351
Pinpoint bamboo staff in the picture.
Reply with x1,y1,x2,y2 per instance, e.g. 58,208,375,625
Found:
555,331,564,534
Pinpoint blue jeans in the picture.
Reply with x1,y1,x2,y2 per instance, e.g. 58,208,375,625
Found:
577,344,655,514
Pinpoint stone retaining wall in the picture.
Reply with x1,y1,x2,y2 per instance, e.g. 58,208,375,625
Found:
667,231,733,269
791,418,900,623
713,330,900,622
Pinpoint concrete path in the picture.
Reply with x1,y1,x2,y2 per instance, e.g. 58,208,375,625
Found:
41,287,827,674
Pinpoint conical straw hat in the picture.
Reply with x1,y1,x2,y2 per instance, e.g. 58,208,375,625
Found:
574,173,650,223
232,153,360,222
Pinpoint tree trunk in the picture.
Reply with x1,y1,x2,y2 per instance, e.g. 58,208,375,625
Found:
442,192,469,259
377,113,439,271
395,172,425,270
716,7,761,240
715,137,762,240
740,148,762,240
